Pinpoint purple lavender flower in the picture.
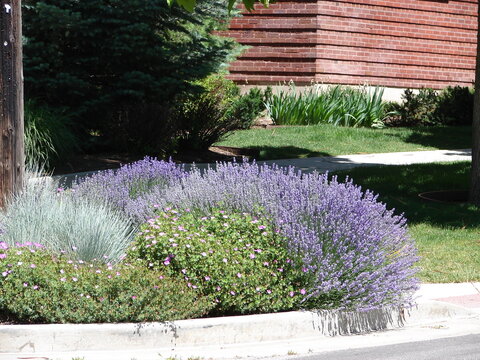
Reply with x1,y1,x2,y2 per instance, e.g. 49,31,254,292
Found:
73,157,187,223
149,161,419,310
77,157,418,310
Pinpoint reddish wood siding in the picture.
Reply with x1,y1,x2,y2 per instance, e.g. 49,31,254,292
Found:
222,0,477,89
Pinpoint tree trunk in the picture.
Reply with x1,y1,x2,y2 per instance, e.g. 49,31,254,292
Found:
0,0,24,209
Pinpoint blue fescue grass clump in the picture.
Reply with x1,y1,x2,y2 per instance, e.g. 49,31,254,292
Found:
0,178,134,264
92,159,419,311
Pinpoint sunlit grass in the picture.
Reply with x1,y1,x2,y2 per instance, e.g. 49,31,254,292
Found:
217,125,471,160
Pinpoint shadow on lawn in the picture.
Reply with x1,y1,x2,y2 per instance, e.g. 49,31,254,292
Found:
389,126,471,150
250,146,331,161
334,162,480,229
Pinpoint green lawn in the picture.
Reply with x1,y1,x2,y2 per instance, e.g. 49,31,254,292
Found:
216,125,472,160
334,162,480,283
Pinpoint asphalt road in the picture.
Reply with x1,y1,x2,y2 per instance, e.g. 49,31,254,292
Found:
288,334,480,360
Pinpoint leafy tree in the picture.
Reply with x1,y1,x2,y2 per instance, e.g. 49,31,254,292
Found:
171,0,271,12
23,0,237,147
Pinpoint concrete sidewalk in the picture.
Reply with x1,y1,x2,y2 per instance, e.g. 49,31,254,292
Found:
417,283,480,315
1,283,479,360
262,149,472,174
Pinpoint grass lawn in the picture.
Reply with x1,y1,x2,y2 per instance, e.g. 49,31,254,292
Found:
216,125,472,160
334,162,480,283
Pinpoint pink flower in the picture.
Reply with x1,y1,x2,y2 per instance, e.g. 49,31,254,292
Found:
236,273,242,278
300,288,306,295
0,254,6,259
289,291,295,297
249,253,255,259
30,264,36,268
201,252,207,257
230,291,236,296
131,296,137,300
266,289,272,294
204,276,211,281
23,282,28,287
33,285,39,290
163,260,170,265
72,277,78,282
60,277,66,282
95,269,101,274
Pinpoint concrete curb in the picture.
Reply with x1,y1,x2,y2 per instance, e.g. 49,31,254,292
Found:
0,301,478,355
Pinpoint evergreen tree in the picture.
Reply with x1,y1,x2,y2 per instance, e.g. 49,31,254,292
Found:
23,0,236,148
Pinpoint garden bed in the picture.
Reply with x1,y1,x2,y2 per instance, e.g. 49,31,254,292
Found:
1,158,419,324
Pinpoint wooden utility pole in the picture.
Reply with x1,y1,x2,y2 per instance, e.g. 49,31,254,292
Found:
0,0,24,208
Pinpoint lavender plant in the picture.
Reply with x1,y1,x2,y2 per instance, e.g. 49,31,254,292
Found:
129,161,419,310
73,157,187,223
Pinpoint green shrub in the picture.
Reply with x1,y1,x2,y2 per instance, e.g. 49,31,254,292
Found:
128,208,309,315
266,85,388,128
0,245,211,323
386,86,473,127
24,101,78,169
386,88,438,127
173,75,245,150
0,178,134,263
435,86,474,126
225,87,271,129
